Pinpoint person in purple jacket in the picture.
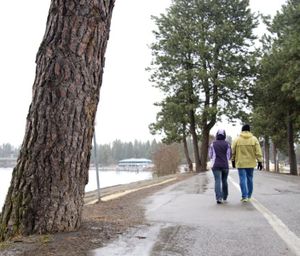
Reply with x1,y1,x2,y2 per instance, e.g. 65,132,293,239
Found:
209,129,231,204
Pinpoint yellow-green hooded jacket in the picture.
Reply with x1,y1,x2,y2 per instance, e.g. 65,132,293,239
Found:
232,131,263,168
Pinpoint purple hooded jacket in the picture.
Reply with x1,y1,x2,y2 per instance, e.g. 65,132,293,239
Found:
208,129,231,170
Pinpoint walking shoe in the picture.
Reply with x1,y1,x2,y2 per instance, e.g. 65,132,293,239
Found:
217,200,223,204
241,198,248,202
247,198,252,202
223,199,228,203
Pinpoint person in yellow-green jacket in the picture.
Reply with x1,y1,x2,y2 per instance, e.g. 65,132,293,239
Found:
231,124,263,202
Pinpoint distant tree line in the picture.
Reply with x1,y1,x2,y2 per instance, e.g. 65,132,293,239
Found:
0,144,20,158
90,138,196,167
0,144,20,167
90,139,159,166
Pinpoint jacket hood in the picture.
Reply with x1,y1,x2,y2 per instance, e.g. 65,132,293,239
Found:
240,131,253,139
216,129,226,140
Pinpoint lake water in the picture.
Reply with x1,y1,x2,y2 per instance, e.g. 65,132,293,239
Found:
0,167,153,209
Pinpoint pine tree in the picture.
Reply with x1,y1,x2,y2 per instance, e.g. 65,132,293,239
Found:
149,0,258,171
254,0,300,175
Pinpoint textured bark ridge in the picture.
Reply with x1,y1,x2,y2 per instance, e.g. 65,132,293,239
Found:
0,0,115,240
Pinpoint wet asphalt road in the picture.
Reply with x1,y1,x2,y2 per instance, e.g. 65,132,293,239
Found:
91,170,300,256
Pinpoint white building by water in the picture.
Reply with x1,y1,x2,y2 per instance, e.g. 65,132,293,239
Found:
117,158,153,171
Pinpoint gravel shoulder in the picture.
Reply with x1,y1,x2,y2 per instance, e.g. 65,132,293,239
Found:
0,172,194,256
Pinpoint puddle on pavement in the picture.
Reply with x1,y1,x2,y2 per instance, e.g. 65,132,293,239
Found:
89,224,163,256
150,225,196,256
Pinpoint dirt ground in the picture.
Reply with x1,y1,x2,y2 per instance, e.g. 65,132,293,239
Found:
0,173,193,256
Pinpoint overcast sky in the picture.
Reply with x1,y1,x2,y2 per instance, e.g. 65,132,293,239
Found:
0,0,286,146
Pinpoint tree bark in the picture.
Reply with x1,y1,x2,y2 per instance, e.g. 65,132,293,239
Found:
199,67,217,172
264,136,270,172
200,126,210,171
182,135,193,172
287,113,298,175
189,110,202,172
0,0,115,240
273,143,279,173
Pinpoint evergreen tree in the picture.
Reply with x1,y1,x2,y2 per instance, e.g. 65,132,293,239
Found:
149,0,258,171
254,0,300,175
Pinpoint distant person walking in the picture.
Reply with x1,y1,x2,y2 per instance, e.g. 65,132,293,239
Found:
209,129,231,204
231,124,263,202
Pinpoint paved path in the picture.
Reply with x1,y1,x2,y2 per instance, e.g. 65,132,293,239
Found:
91,170,300,256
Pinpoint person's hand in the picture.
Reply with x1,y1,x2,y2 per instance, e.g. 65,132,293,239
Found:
257,162,263,171
232,161,235,168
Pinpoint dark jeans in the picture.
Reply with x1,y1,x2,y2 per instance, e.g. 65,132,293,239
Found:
212,169,229,201
238,168,254,199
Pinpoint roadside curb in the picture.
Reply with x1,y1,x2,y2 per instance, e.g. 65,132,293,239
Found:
85,177,177,205
84,173,192,205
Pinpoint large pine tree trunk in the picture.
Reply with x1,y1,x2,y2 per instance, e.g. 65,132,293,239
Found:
0,0,115,240
189,110,202,172
273,143,279,173
287,113,298,175
264,136,270,172
200,126,210,172
182,135,193,172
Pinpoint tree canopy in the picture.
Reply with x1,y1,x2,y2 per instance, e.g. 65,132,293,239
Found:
252,0,300,174
148,0,258,171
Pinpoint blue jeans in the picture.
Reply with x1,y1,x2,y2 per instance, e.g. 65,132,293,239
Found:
238,168,254,199
212,169,229,201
